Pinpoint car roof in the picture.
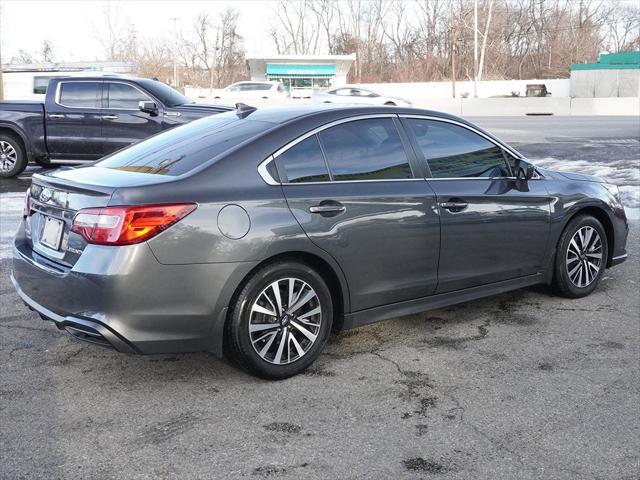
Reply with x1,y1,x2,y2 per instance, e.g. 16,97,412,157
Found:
216,104,470,126
48,75,141,82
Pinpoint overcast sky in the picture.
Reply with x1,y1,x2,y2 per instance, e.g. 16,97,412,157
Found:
0,0,279,63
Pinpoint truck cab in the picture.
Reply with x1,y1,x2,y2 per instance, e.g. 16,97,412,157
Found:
0,76,232,177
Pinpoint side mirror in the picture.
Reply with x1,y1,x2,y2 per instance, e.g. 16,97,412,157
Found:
138,101,158,115
517,163,536,180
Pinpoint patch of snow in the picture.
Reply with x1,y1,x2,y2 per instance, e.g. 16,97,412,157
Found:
0,193,24,260
532,157,640,219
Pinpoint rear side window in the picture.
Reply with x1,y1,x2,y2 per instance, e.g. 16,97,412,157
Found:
407,119,510,178
318,118,412,181
96,116,272,176
278,135,330,183
33,76,55,95
58,82,102,108
107,83,151,109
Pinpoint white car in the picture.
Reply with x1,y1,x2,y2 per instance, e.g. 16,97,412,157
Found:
213,81,287,101
314,87,411,106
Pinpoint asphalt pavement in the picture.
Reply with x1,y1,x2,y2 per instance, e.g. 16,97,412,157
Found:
1,116,638,479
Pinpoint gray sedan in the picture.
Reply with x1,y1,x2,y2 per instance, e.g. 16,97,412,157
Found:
11,105,628,379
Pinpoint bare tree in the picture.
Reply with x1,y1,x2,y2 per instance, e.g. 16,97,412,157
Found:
40,40,54,63
269,0,323,55
93,2,126,61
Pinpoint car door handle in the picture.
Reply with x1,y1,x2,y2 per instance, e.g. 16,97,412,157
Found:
309,203,346,215
102,115,118,120
439,201,469,211
48,113,65,119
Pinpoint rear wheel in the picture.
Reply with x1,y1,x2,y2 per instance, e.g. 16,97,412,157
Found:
0,133,27,178
384,101,396,106
552,215,608,298
225,261,333,379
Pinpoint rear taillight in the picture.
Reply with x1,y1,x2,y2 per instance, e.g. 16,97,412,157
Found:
22,191,31,218
71,203,197,246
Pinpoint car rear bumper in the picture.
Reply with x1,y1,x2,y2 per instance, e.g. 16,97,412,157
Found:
12,227,257,356
11,274,139,353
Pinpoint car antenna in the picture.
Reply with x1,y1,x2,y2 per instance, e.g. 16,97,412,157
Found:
235,103,257,119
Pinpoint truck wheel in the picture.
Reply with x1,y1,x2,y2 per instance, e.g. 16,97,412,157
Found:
0,133,27,178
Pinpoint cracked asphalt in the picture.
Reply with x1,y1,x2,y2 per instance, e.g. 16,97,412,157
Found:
1,116,639,479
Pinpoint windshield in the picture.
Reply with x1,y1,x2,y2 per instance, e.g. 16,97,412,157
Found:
95,115,274,176
136,79,194,107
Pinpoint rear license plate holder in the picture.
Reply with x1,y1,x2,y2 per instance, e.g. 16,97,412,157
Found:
41,216,64,250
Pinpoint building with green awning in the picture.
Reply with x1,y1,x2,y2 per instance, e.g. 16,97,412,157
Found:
571,52,640,97
246,54,356,98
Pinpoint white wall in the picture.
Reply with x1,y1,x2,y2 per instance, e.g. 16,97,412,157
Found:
355,78,571,99
571,69,640,98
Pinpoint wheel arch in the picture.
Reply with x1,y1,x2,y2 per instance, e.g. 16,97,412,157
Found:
0,124,29,159
231,251,348,327
211,250,350,358
562,205,615,268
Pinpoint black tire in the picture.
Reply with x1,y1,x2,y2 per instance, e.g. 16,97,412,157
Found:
552,214,608,298
225,261,333,379
384,101,396,106
0,133,28,178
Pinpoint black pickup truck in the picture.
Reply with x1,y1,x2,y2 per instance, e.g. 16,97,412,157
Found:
0,76,231,177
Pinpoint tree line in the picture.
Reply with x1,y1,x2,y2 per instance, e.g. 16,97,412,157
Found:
7,0,640,89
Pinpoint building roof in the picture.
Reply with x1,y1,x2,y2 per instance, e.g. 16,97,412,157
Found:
1,61,136,73
572,52,640,71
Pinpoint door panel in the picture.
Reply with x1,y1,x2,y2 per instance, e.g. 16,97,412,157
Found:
102,82,164,155
429,178,551,293
400,116,551,292
277,116,440,312
283,181,440,311
45,81,103,160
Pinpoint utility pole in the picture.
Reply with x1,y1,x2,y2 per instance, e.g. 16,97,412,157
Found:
451,9,456,99
473,0,478,98
0,2,4,101
170,17,179,88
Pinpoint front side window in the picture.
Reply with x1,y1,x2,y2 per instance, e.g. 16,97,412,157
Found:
107,83,151,109
318,118,412,181
407,119,511,178
278,135,330,183
58,82,102,108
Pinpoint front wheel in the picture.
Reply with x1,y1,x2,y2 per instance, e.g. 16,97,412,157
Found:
552,215,608,298
0,133,27,178
225,261,333,379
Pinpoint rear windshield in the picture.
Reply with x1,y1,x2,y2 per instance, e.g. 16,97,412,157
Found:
96,115,273,176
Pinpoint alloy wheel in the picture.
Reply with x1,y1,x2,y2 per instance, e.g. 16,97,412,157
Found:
248,277,322,365
0,141,18,172
566,226,603,288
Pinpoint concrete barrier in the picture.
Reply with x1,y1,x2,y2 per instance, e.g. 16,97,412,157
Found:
570,97,640,116
193,94,639,116
461,97,572,116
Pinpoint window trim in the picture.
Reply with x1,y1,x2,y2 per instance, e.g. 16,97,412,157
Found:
54,80,104,109
258,114,419,185
399,114,527,180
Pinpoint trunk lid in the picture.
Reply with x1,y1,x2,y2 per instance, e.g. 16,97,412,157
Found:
26,170,117,267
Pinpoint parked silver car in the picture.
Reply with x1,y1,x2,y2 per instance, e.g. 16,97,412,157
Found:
314,86,412,106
